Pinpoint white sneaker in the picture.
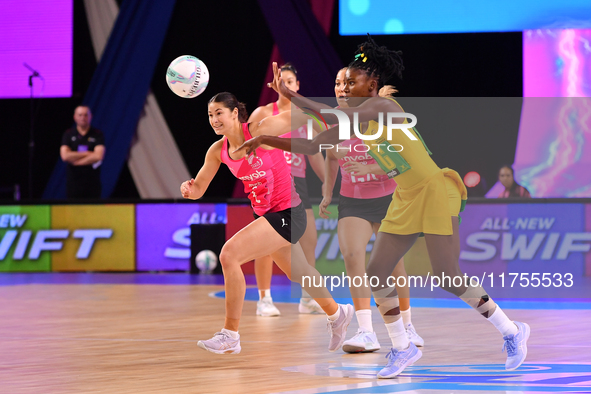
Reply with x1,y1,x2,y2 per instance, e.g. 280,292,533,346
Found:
503,321,530,370
327,304,355,352
298,298,324,314
405,323,424,347
197,331,241,354
256,296,281,317
342,329,381,353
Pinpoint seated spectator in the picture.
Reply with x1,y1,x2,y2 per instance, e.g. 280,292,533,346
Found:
498,165,531,198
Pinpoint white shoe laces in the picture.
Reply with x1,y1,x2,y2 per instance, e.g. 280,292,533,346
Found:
326,320,335,337
386,347,410,367
211,332,230,343
351,329,370,340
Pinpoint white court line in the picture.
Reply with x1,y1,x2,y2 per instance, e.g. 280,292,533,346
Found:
0,336,316,344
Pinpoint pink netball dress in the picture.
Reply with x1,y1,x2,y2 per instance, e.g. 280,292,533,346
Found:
220,123,301,216
338,138,396,199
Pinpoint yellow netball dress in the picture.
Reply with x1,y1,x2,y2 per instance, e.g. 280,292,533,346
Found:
362,98,467,236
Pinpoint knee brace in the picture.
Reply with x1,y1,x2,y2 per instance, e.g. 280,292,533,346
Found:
373,287,401,323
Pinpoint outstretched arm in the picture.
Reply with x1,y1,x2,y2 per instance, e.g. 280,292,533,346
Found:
268,62,403,123
180,140,222,200
250,110,325,139
234,124,344,156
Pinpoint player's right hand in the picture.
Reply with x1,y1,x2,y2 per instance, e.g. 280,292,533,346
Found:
319,195,332,219
180,178,195,199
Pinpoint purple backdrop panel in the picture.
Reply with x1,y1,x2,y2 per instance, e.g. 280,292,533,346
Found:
486,97,591,198
0,0,72,98
587,204,591,276
487,30,591,198
136,203,227,271
524,29,591,98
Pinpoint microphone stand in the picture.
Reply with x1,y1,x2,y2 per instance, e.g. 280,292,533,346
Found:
24,63,42,199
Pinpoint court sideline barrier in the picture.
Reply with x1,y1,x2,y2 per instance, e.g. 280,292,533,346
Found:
0,199,590,280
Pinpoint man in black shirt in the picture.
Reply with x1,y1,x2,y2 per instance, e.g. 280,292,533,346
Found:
60,106,105,198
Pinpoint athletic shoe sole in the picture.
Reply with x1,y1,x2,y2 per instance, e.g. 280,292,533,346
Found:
342,343,380,353
256,311,280,317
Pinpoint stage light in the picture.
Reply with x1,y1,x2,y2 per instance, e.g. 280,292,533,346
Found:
464,171,481,187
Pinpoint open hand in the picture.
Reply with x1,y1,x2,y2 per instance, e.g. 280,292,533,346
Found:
267,62,294,99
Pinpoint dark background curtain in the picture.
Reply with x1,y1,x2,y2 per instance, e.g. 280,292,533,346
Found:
0,0,522,201
42,0,176,198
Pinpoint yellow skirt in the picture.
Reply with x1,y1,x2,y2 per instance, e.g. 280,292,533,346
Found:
379,168,467,236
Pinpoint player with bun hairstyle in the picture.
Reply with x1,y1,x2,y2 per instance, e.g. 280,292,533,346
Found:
236,35,530,377
181,92,354,355
248,64,326,317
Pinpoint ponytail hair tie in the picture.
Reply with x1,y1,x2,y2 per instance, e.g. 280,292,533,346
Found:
355,53,368,62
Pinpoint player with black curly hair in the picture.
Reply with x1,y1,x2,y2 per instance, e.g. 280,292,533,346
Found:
235,34,530,379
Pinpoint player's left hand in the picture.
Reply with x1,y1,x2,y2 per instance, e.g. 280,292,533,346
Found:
267,62,294,99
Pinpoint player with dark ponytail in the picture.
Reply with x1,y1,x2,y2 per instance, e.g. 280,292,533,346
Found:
181,91,354,356
236,35,530,378
247,64,326,317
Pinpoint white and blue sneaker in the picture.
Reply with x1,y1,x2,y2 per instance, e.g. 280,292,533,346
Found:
327,304,355,352
256,296,281,317
406,323,425,347
503,321,530,370
197,331,241,355
377,343,422,379
342,329,381,353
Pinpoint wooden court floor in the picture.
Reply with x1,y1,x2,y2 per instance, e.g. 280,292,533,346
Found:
0,283,590,393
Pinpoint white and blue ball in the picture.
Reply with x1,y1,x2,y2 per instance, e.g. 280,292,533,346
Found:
195,250,218,273
166,55,209,98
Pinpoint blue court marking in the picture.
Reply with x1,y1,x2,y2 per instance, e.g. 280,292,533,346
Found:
312,382,591,393
213,286,591,310
2,273,590,310
0,272,228,286
279,363,591,393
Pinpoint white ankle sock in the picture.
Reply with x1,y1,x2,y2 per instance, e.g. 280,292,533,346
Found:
328,305,341,321
221,328,239,340
356,309,373,332
385,319,410,350
487,306,518,337
258,289,271,300
400,307,412,326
